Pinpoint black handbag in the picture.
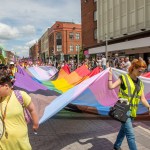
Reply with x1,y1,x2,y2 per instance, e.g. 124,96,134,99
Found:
109,88,137,123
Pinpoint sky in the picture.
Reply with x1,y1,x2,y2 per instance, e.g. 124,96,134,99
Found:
0,0,81,57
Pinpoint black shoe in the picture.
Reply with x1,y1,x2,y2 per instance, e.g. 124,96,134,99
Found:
113,147,122,150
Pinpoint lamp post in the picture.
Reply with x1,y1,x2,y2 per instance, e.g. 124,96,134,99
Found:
105,33,108,60
77,48,80,64
105,4,108,61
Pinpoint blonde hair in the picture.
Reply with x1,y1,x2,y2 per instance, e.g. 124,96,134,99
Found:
128,59,147,74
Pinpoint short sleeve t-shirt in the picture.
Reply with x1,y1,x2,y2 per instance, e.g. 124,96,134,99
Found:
0,91,32,150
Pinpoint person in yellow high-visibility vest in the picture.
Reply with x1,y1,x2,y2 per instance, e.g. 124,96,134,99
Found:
9,62,17,77
9,62,18,86
108,59,150,150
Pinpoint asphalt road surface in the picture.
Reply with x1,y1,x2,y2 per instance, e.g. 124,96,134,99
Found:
29,110,150,150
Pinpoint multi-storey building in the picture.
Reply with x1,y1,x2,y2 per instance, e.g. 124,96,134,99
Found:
38,38,42,61
48,21,82,61
40,29,49,63
29,42,39,62
81,0,98,53
81,0,150,61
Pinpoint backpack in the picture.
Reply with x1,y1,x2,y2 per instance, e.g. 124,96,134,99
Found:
14,90,31,124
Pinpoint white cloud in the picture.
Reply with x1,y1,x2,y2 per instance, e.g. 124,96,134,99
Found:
0,23,36,41
12,39,38,57
12,45,29,58
20,25,36,35
0,23,19,40
0,0,81,26
0,0,81,57
26,39,38,47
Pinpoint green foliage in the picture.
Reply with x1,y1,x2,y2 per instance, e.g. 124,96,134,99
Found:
0,54,5,64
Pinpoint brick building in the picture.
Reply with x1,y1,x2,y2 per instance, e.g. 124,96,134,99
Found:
40,29,49,63
48,21,82,62
38,38,41,61
29,42,39,62
81,0,98,51
81,0,150,62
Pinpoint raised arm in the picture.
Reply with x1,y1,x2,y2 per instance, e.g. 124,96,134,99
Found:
108,67,122,89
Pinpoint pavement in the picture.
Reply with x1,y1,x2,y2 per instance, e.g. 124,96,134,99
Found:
29,109,150,150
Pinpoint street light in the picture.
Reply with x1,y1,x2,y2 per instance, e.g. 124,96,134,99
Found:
105,33,108,60
77,48,80,64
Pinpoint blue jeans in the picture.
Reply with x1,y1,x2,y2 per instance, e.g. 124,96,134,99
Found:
114,117,137,150
102,65,106,70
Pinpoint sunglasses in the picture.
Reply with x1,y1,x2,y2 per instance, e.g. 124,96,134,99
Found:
138,69,145,73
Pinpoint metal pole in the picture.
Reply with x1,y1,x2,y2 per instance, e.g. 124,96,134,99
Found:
105,0,108,61
105,33,108,60
77,49,79,64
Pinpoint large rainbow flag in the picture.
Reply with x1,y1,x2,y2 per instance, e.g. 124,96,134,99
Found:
14,66,150,124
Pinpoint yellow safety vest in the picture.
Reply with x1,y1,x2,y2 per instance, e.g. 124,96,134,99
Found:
11,67,17,77
118,74,144,117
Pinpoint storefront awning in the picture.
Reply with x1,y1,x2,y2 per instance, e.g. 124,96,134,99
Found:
89,37,150,54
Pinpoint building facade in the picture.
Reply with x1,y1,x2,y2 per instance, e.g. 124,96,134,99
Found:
38,38,41,61
48,21,82,62
81,0,150,61
29,42,39,62
40,29,49,63
81,0,98,50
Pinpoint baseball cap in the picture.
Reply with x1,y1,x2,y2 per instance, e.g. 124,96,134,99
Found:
10,62,14,65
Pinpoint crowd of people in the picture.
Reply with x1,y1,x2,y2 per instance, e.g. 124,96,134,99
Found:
2,53,150,75
47,54,150,73
0,54,150,149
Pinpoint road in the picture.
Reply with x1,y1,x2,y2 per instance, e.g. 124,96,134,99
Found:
29,109,150,150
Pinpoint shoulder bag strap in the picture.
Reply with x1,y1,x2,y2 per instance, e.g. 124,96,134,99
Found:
14,90,31,123
129,85,137,105
14,90,24,106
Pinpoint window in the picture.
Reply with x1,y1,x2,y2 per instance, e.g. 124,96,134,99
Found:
70,45,74,52
57,45,62,51
75,33,80,39
94,11,97,21
56,32,62,45
69,32,74,39
56,32,62,39
94,29,97,39
76,45,80,51
56,39,62,45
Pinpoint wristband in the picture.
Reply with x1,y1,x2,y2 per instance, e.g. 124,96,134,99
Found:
108,80,112,81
